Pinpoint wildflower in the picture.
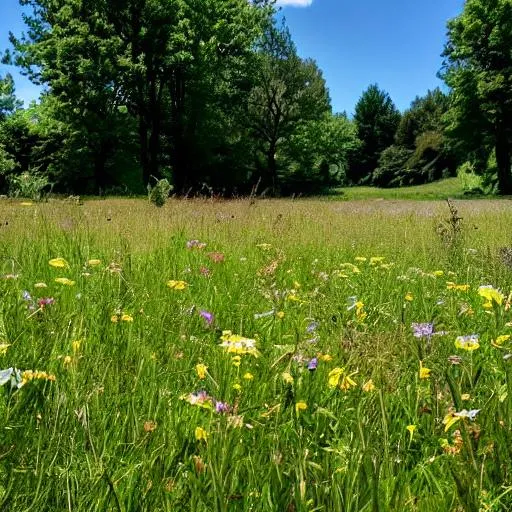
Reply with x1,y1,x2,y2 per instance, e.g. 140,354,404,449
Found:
412,323,434,339
194,427,208,442
446,282,470,292
199,266,211,277
37,297,55,308
0,344,10,356
88,259,101,266
243,372,254,381
318,353,332,362
406,424,416,441
107,262,122,274
181,391,213,409
419,362,431,380
34,282,47,288
461,393,471,401
493,334,511,347
121,314,133,322
276,311,285,319
328,367,344,388
404,292,414,302
478,285,504,307
443,412,461,432
63,355,72,366
354,256,367,262
232,383,242,392
20,201,33,206
195,363,208,380
22,290,32,301
433,270,444,277
340,373,357,390
144,421,157,432
454,409,480,420
55,277,75,286
370,257,385,266
282,372,294,385
256,243,272,250
307,358,318,372
110,314,119,323
215,401,230,414
186,240,207,250
441,430,463,455
306,321,318,334
21,370,56,385
362,379,376,392
207,252,224,263
49,257,69,269
293,281,301,289
72,340,81,353
455,334,480,351
295,401,308,413
219,331,258,356
199,310,214,326
167,280,188,290
232,356,241,367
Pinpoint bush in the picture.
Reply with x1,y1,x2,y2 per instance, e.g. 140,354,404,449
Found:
372,145,414,187
148,178,172,207
8,172,51,200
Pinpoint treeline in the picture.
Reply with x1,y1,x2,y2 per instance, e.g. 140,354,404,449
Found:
0,0,511,197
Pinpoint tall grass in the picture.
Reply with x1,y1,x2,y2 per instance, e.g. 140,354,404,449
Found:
1,197,512,511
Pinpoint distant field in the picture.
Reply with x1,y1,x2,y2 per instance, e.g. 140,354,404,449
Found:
334,177,481,200
1,197,512,511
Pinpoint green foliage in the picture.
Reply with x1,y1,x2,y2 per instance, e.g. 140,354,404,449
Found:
7,171,50,200
373,145,414,187
0,73,22,120
442,0,512,194
350,84,401,184
148,178,172,207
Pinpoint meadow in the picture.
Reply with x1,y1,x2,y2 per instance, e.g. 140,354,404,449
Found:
2,196,512,511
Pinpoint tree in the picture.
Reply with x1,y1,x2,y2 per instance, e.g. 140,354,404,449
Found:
247,23,331,192
0,73,22,119
350,84,400,184
441,0,512,194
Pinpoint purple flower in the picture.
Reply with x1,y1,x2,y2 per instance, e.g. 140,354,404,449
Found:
187,240,207,250
215,401,230,414
307,357,318,371
38,297,55,308
199,310,214,326
306,322,318,334
412,323,434,339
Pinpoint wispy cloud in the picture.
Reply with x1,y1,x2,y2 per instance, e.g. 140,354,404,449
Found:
276,0,313,7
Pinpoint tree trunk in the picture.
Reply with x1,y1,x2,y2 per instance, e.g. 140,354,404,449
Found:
170,67,187,193
267,141,278,194
495,117,512,195
139,117,150,187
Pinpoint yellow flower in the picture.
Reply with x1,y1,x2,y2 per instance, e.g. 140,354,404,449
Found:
419,362,431,380
328,367,344,388
121,314,133,322
293,281,301,289
340,374,357,390
63,355,72,366
354,256,367,262
461,393,471,401
276,311,285,319
232,383,242,392
493,334,511,347
455,335,479,351
167,280,188,290
362,379,376,392
194,426,208,442
87,259,101,266
282,372,294,385
318,353,333,362
406,424,416,440
370,256,385,266
196,363,208,380
243,372,254,381
446,282,470,292
0,343,10,356
443,413,462,432
219,331,258,356
20,201,33,206
110,314,119,323
72,340,81,353
34,282,47,288
478,285,504,306
49,257,69,269
232,355,241,367
295,401,307,413
405,292,414,302
55,277,75,286
433,270,444,277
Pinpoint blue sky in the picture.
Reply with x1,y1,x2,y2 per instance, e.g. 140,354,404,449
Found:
0,0,464,113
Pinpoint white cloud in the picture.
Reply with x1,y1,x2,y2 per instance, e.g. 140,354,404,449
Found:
275,0,313,7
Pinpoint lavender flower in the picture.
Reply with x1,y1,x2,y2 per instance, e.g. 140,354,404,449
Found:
199,310,214,326
307,357,318,371
215,401,231,414
306,322,318,334
412,323,434,339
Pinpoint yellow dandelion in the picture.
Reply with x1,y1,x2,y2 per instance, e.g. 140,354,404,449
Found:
276,311,285,319
404,292,414,302
195,363,208,380
282,372,294,385
49,258,69,269
55,277,75,286
243,372,254,381
232,382,242,392
167,280,188,290
194,426,208,442
121,314,133,322
419,362,431,380
295,401,308,413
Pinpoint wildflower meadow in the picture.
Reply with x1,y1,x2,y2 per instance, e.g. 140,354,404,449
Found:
2,197,512,511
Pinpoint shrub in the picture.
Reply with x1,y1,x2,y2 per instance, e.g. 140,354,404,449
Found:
8,172,51,200
148,178,172,207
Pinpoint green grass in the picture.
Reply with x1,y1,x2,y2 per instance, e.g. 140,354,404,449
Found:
333,177,474,200
1,197,512,511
